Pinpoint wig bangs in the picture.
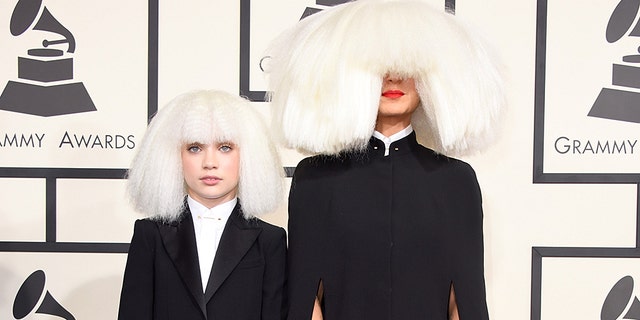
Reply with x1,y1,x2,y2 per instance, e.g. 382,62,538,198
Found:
179,99,241,148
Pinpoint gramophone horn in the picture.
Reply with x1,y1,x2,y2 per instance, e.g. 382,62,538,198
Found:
606,0,640,42
32,7,76,53
13,270,75,320
601,275,640,320
9,0,75,52
9,0,42,36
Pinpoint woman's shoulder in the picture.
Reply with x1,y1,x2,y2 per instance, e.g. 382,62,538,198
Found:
416,146,477,176
296,153,346,168
292,154,348,180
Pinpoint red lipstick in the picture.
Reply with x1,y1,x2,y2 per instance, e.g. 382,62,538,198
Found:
382,90,404,99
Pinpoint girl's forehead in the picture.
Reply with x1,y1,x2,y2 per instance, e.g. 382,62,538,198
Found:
181,139,238,145
180,123,238,142
178,108,242,145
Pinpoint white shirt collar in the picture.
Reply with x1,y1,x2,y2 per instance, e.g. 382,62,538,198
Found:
373,125,414,156
187,196,237,219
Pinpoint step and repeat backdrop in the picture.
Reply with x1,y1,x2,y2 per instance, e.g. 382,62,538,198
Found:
1,0,640,319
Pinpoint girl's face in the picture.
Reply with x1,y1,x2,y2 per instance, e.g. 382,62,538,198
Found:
181,141,240,209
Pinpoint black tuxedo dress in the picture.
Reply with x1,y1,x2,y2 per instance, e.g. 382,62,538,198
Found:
287,132,489,319
118,202,286,320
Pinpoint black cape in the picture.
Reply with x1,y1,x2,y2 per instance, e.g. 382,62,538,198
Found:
286,132,489,319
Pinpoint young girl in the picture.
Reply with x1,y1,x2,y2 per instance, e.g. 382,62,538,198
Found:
118,90,286,320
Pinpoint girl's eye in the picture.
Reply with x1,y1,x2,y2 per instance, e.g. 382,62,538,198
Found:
187,145,201,153
219,144,233,152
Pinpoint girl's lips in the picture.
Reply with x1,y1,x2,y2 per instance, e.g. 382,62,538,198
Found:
382,90,405,99
201,176,221,186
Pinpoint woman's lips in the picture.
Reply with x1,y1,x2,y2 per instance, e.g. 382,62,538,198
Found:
382,90,405,99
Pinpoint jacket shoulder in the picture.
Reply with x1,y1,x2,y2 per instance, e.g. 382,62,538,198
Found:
256,218,285,231
132,217,161,232
417,146,478,178
292,154,350,182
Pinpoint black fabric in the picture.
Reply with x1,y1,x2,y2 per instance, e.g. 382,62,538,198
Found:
287,132,489,319
118,202,287,320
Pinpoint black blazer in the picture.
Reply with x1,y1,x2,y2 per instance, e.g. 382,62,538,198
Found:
118,203,286,320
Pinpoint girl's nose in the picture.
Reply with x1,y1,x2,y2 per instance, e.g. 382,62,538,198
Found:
202,148,217,169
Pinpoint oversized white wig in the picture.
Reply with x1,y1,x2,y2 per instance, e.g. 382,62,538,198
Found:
265,0,505,156
126,90,284,223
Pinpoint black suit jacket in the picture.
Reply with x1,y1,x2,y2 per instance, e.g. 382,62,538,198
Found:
118,203,286,320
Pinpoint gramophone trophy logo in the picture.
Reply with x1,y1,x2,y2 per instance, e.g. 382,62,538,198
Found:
13,270,75,320
601,276,640,320
0,0,95,117
590,0,640,123
532,0,640,319
240,0,350,101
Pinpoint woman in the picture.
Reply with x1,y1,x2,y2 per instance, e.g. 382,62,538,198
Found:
265,0,505,319
118,90,286,320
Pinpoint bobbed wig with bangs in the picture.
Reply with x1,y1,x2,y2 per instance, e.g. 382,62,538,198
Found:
126,90,284,223
265,0,505,156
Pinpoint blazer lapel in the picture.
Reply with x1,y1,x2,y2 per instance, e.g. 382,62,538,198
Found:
159,209,207,317
204,204,261,302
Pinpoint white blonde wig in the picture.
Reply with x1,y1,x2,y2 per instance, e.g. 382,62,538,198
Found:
265,0,505,156
126,90,284,222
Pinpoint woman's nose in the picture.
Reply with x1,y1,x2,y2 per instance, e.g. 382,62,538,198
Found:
384,74,402,83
